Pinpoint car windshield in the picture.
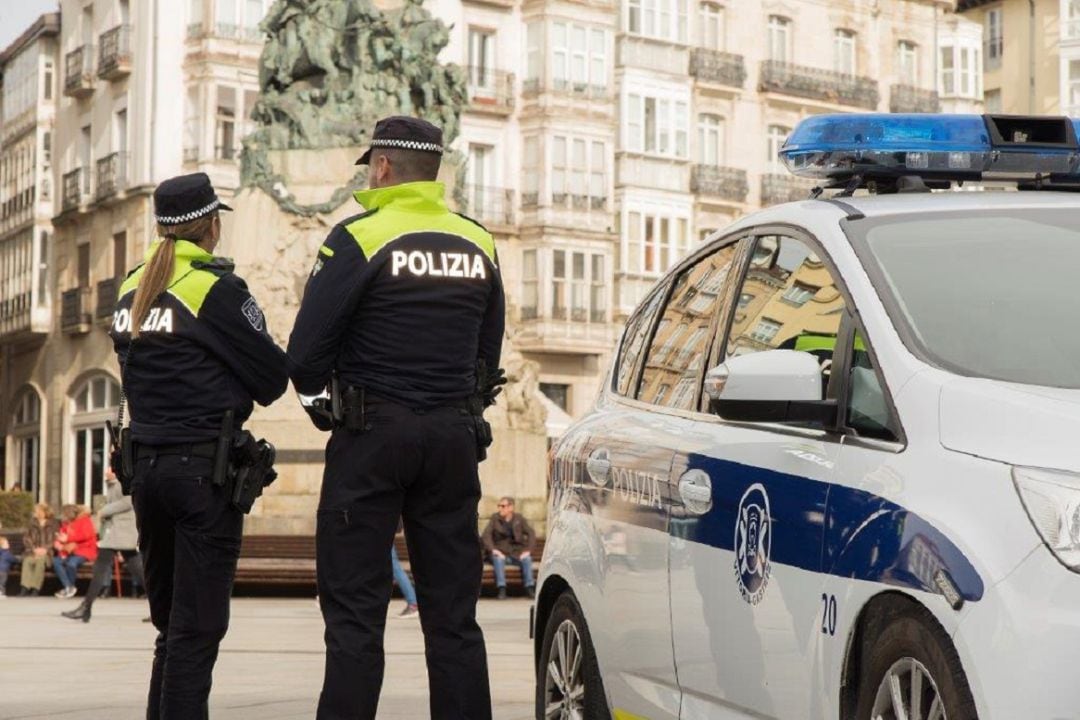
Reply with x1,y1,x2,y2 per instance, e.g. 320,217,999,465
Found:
854,209,1080,389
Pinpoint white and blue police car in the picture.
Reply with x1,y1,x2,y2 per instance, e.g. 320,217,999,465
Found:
532,114,1080,720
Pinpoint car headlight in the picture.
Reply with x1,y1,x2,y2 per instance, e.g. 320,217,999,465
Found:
1013,466,1080,572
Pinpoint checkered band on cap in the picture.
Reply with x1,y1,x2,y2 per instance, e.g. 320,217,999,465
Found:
369,138,444,154
156,199,222,226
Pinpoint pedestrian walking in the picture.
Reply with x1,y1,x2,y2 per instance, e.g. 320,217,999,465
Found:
62,470,146,622
288,116,506,720
109,172,288,718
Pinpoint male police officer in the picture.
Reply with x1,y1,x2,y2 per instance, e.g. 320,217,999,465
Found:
287,117,504,720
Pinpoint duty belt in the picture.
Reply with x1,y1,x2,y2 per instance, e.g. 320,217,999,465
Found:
134,441,218,461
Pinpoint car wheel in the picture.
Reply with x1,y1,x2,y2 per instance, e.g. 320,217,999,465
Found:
853,600,978,720
536,591,610,720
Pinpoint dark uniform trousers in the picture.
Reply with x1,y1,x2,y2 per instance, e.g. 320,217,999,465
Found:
131,449,243,720
316,401,492,720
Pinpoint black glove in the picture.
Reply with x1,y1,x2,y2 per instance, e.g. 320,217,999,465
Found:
482,367,508,407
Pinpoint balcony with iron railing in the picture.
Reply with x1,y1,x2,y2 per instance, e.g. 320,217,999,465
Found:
98,25,133,80
689,49,746,89
61,287,92,334
62,168,91,212
889,85,941,114
466,68,515,115
690,165,748,204
461,184,515,228
759,60,879,110
64,45,96,98
96,152,129,201
761,173,814,206
95,277,121,322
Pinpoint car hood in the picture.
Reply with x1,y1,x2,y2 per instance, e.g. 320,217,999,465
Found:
939,377,1080,473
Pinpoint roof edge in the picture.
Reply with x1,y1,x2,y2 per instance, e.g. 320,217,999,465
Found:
0,13,61,67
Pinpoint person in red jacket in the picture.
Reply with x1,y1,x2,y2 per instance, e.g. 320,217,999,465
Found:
52,505,98,599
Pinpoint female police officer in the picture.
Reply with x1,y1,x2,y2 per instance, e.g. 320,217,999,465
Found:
110,173,288,719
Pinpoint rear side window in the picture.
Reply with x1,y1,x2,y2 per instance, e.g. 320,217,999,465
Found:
614,285,668,396
636,243,739,411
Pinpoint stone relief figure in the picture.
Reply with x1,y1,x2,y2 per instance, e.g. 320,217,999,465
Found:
241,0,469,216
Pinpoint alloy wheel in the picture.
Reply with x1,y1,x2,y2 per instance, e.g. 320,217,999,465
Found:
544,619,585,720
871,656,947,720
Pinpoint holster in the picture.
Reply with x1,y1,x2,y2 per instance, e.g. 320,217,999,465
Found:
335,384,366,432
467,394,494,462
106,421,136,496
226,430,278,515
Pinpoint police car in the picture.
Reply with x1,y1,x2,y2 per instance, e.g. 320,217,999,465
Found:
533,114,1080,720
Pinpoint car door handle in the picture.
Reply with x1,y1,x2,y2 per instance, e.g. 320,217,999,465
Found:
679,469,712,514
586,448,612,486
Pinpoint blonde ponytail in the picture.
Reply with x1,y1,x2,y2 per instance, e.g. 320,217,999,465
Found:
130,212,217,338
130,239,175,339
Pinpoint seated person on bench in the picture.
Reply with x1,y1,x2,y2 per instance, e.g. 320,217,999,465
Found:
481,497,536,600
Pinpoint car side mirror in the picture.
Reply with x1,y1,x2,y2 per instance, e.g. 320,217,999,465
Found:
704,350,838,426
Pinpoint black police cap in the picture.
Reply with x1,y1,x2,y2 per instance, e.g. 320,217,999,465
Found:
154,172,233,226
356,116,444,166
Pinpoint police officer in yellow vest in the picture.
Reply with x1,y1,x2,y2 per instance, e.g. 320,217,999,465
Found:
287,117,505,720
110,173,288,719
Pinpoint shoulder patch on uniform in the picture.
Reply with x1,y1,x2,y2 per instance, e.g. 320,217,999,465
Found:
241,296,265,331
454,212,488,233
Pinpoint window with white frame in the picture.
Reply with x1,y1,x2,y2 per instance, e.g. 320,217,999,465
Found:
1069,0,1080,39
626,92,689,157
522,249,539,319
468,28,495,91
10,387,42,498
69,375,121,505
697,113,723,166
551,135,607,210
551,22,607,93
834,29,856,75
626,0,687,42
214,0,266,39
985,87,1003,114
699,1,724,50
768,16,790,62
549,249,608,322
215,86,236,160
624,211,690,274
766,124,790,171
523,136,539,206
985,8,1002,67
897,41,918,85
1069,60,1080,114
939,45,981,99
750,318,781,343
525,22,541,90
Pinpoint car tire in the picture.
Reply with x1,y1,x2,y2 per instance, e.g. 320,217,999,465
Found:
535,591,610,720
853,598,978,720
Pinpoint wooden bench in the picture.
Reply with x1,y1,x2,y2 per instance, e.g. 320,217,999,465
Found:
2,530,99,594
234,533,543,593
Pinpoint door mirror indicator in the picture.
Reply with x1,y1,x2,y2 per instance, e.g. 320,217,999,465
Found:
706,350,838,426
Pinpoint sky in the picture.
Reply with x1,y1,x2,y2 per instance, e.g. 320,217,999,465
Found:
0,0,60,54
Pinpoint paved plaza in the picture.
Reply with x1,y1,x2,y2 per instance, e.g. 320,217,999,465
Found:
0,596,535,719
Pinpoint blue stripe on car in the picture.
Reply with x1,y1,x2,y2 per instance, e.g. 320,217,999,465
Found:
670,456,984,602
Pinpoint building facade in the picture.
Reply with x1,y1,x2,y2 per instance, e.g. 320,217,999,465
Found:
1,0,266,506
957,0,1061,115
2,0,973,521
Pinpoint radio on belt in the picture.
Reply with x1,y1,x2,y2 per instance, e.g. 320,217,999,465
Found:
779,113,1080,188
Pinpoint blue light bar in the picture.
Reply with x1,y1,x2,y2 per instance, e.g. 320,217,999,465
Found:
780,114,1080,183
